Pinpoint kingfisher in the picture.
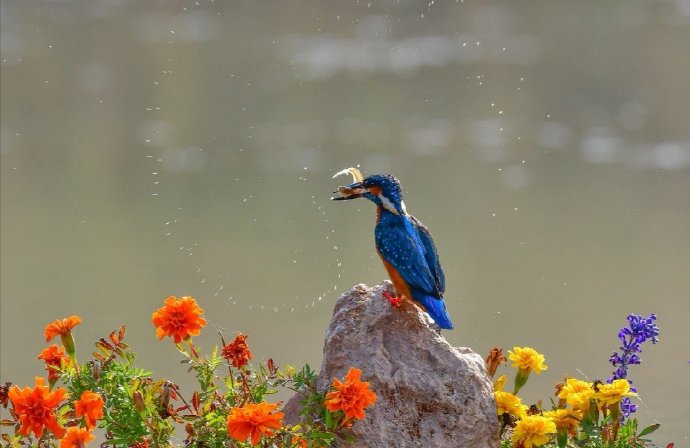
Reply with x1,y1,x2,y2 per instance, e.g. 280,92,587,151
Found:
332,167,454,330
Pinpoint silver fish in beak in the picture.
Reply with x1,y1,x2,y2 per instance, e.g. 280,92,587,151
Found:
331,167,366,200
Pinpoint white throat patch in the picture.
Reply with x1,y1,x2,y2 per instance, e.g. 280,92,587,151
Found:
378,194,400,215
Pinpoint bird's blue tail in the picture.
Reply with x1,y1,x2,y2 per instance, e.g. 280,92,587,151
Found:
412,288,454,330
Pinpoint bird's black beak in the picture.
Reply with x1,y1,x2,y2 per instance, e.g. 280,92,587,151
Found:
331,182,366,201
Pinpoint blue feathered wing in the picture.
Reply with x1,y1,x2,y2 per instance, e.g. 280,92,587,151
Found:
375,216,453,329
409,215,445,294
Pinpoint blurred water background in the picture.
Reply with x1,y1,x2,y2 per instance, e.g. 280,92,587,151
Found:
1,0,689,444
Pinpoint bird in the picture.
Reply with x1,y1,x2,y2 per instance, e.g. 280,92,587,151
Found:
332,167,454,330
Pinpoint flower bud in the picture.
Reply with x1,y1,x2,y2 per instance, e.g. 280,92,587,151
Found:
493,374,507,392
133,390,146,413
159,381,172,410
60,332,77,361
91,360,101,381
513,367,530,395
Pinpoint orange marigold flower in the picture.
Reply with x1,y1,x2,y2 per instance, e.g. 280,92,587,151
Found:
151,296,207,343
222,333,253,369
7,377,66,438
74,390,104,429
44,315,82,342
227,401,284,446
324,367,377,422
60,427,95,448
38,344,71,383
292,434,308,448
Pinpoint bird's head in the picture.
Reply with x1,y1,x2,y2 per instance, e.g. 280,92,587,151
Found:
332,168,406,215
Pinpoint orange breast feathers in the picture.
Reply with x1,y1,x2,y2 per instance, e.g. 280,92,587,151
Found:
378,254,412,300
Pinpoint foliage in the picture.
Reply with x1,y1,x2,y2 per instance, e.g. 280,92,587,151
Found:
2,298,670,448
1,296,376,448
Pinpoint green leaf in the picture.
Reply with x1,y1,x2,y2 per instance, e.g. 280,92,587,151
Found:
251,382,268,402
637,423,660,437
556,431,568,448
306,430,336,443
324,409,333,428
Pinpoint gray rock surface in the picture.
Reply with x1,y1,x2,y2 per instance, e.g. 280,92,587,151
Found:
284,281,500,447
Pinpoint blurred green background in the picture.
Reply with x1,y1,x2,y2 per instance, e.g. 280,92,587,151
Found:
1,0,689,444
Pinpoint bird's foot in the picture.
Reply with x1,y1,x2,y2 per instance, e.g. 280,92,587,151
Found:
382,291,402,307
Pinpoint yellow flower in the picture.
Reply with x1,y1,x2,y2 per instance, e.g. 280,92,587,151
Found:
511,414,557,448
543,408,581,434
494,391,527,418
508,347,548,374
494,374,508,392
508,347,547,394
557,378,594,411
593,379,636,406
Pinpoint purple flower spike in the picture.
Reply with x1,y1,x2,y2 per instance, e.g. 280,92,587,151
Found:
608,313,659,421
620,397,638,417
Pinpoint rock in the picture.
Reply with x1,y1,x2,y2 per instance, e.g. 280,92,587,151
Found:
284,281,500,448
